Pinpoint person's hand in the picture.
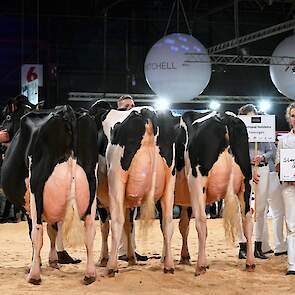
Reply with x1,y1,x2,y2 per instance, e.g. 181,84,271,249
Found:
253,155,265,166
0,131,9,143
253,169,260,184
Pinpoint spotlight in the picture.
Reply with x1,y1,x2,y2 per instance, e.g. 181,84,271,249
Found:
209,101,220,110
154,97,170,111
258,100,271,113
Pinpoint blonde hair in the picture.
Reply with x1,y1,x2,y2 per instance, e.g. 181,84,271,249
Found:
285,102,295,126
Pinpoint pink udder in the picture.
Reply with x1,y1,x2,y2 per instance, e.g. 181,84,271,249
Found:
43,162,90,224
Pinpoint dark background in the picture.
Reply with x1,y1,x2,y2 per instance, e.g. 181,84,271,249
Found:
0,0,294,129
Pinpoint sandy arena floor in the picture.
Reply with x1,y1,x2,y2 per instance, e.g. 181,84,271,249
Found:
0,218,293,295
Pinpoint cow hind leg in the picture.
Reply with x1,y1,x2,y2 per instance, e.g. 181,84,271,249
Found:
238,185,255,271
155,201,165,262
106,181,125,277
124,208,136,266
179,206,192,265
96,207,110,267
47,224,59,269
27,195,43,285
25,216,36,268
161,174,175,274
28,223,43,285
194,202,208,276
243,212,255,271
83,198,97,285
188,175,208,276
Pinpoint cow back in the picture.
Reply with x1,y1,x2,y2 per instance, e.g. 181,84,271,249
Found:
1,106,76,210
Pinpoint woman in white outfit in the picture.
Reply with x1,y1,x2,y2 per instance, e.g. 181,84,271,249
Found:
276,102,295,275
262,142,286,256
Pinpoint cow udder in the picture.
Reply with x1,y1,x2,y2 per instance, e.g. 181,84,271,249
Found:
125,146,154,207
43,162,90,224
206,151,232,203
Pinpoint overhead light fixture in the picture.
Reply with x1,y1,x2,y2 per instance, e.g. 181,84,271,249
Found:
258,100,271,113
209,100,220,111
154,97,170,111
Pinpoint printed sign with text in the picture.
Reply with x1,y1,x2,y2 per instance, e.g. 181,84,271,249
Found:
238,115,276,142
280,149,295,181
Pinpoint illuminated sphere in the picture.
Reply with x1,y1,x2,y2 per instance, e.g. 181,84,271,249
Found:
144,33,211,101
269,35,295,99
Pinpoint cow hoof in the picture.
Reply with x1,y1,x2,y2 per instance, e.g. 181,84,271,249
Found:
128,257,137,266
164,268,175,274
107,269,118,277
96,258,108,267
49,260,60,269
246,263,256,272
195,265,208,276
28,277,42,285
179,256,191,265
24,262,43,274
83,276,96,285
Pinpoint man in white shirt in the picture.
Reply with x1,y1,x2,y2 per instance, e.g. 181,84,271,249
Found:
238,104,272,259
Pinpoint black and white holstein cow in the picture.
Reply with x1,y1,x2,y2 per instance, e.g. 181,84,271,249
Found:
0,105,98,285
0,95,82,264
90,102,177,276
174,111,255,276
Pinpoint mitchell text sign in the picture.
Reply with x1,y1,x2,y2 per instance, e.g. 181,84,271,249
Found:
238,115,276,142
280,149,295,181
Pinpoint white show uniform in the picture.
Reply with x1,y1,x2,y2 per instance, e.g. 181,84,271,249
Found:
276,130,295,272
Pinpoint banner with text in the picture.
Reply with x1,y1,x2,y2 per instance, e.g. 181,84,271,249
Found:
238,115,276,142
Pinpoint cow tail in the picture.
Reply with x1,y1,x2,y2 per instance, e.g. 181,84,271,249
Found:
62,157,85,248
223,169,242,243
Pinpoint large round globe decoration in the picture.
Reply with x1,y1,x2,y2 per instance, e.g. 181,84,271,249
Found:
144,33,211,101
270,35,295,99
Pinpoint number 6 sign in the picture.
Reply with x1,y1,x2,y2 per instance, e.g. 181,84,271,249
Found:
21,64,43,87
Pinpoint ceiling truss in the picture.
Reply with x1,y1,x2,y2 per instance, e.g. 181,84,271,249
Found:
184,53,295,66
208,19,295,54
68,92,293,105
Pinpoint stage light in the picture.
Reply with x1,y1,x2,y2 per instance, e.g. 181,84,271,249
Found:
209,101,220,110
258,100,271,113
154,97,170,111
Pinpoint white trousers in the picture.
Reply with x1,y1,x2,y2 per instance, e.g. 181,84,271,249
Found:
254,166,270,242
267,172,286,253
240,169,287,253
282,184,295,271
254,169,286,253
